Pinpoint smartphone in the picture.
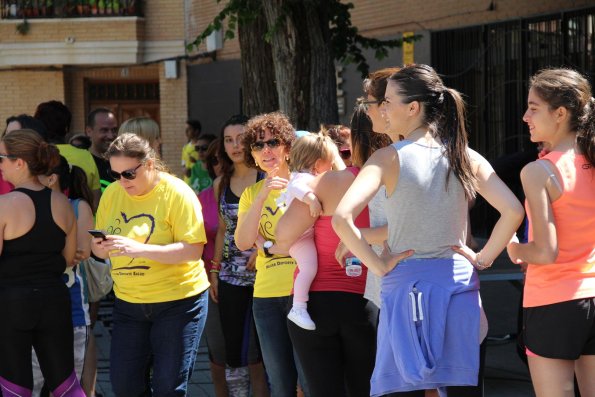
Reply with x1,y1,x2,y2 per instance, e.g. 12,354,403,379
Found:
88,229,107,240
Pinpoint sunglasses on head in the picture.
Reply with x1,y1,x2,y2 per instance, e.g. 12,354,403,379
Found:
251,138,281,152
195,145,209,152
0,153,16,163
339,149,351,160
110,163,143,181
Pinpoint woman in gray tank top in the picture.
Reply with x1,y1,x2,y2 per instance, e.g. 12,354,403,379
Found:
333,64,524,396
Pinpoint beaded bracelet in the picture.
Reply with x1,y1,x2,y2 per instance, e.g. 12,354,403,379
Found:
210,259,221,271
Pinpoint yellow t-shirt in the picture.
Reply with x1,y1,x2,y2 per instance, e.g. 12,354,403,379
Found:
181,142,198,184
96,172,209,303
239,179,297,298
57,144,101,191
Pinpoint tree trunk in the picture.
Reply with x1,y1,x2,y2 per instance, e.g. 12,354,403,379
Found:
305,2,338,130
238,1,279,117
262,0,311,129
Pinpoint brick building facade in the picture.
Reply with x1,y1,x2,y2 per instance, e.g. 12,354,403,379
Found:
1,0,593,173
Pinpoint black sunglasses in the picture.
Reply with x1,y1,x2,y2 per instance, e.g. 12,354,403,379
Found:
110,163,143,181
251,138,282,152
195,145,209,152
0,154,16,163
339,149,351,160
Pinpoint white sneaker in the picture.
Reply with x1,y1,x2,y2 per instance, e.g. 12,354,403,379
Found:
287,307,316,330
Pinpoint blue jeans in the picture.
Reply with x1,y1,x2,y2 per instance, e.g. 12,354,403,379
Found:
253,296,307,397
110,291,208,397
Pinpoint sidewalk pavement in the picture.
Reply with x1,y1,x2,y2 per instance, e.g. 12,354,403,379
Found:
95,271,535,397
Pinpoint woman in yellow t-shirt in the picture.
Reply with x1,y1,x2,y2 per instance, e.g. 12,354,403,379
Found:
91,133,209,397
234,112,304,396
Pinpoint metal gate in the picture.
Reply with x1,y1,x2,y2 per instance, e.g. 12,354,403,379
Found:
431,7,594,235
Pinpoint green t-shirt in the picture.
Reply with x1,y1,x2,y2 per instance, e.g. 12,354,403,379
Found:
189,160,212,194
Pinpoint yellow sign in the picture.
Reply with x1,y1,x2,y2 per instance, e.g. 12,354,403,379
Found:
403,32,414,65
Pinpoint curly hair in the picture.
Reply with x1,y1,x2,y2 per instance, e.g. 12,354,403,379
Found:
242,112,296,169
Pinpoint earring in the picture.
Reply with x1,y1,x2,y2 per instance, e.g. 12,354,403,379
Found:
285,156,289,162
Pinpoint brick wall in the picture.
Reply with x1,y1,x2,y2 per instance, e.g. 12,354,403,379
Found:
186,0,241,61
0,18,141,43
349,0,594,36
158,61,188,176
184,0,593,62
0,70,65,127
145,0,185,41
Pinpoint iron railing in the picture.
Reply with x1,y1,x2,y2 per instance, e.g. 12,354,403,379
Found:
432,7,594,235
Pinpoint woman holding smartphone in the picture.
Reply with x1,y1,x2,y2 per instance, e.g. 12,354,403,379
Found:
91,133,209,397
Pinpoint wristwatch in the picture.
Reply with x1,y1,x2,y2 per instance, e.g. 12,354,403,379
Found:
263,241,274,257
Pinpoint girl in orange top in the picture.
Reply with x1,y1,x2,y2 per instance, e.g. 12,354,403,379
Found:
507,68,595,397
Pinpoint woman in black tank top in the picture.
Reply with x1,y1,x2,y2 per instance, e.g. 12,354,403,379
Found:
0,129,85,397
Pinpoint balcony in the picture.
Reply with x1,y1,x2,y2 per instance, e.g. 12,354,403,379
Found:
0,0,143,19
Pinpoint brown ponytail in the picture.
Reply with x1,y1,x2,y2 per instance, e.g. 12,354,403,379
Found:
389,64,477,199
577,97,595,167
2,129,60,176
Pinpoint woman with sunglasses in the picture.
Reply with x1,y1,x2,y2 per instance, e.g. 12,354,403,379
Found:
234,112,306,397
91,133,209,397
333,64,523,396
361,67,401,134
189,134,217,194
0,129,85,397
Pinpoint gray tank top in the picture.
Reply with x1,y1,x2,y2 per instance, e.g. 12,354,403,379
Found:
386,140,467,258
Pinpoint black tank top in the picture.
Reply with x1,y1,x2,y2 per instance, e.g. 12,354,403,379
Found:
0,188,67,287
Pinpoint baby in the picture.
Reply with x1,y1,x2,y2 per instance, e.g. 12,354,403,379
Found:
277,132,344,330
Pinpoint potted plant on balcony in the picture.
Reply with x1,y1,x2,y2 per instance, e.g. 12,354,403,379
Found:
16,18,30,34
126,0,135,16
89,0,97,14
31,0,40,17
112,0,120,15
9,0,19,18
97,0,105,14
40,0,49,17
24,0,33,17
105,0,112,15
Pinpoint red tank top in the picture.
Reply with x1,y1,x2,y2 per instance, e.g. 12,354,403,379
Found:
296,167,370,294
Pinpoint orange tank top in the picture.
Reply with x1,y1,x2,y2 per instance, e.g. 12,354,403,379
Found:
524,150,595,307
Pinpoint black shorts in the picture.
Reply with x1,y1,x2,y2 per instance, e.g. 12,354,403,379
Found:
523,297,595,359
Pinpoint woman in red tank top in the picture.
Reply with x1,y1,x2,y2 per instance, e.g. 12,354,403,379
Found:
272,113,388,396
